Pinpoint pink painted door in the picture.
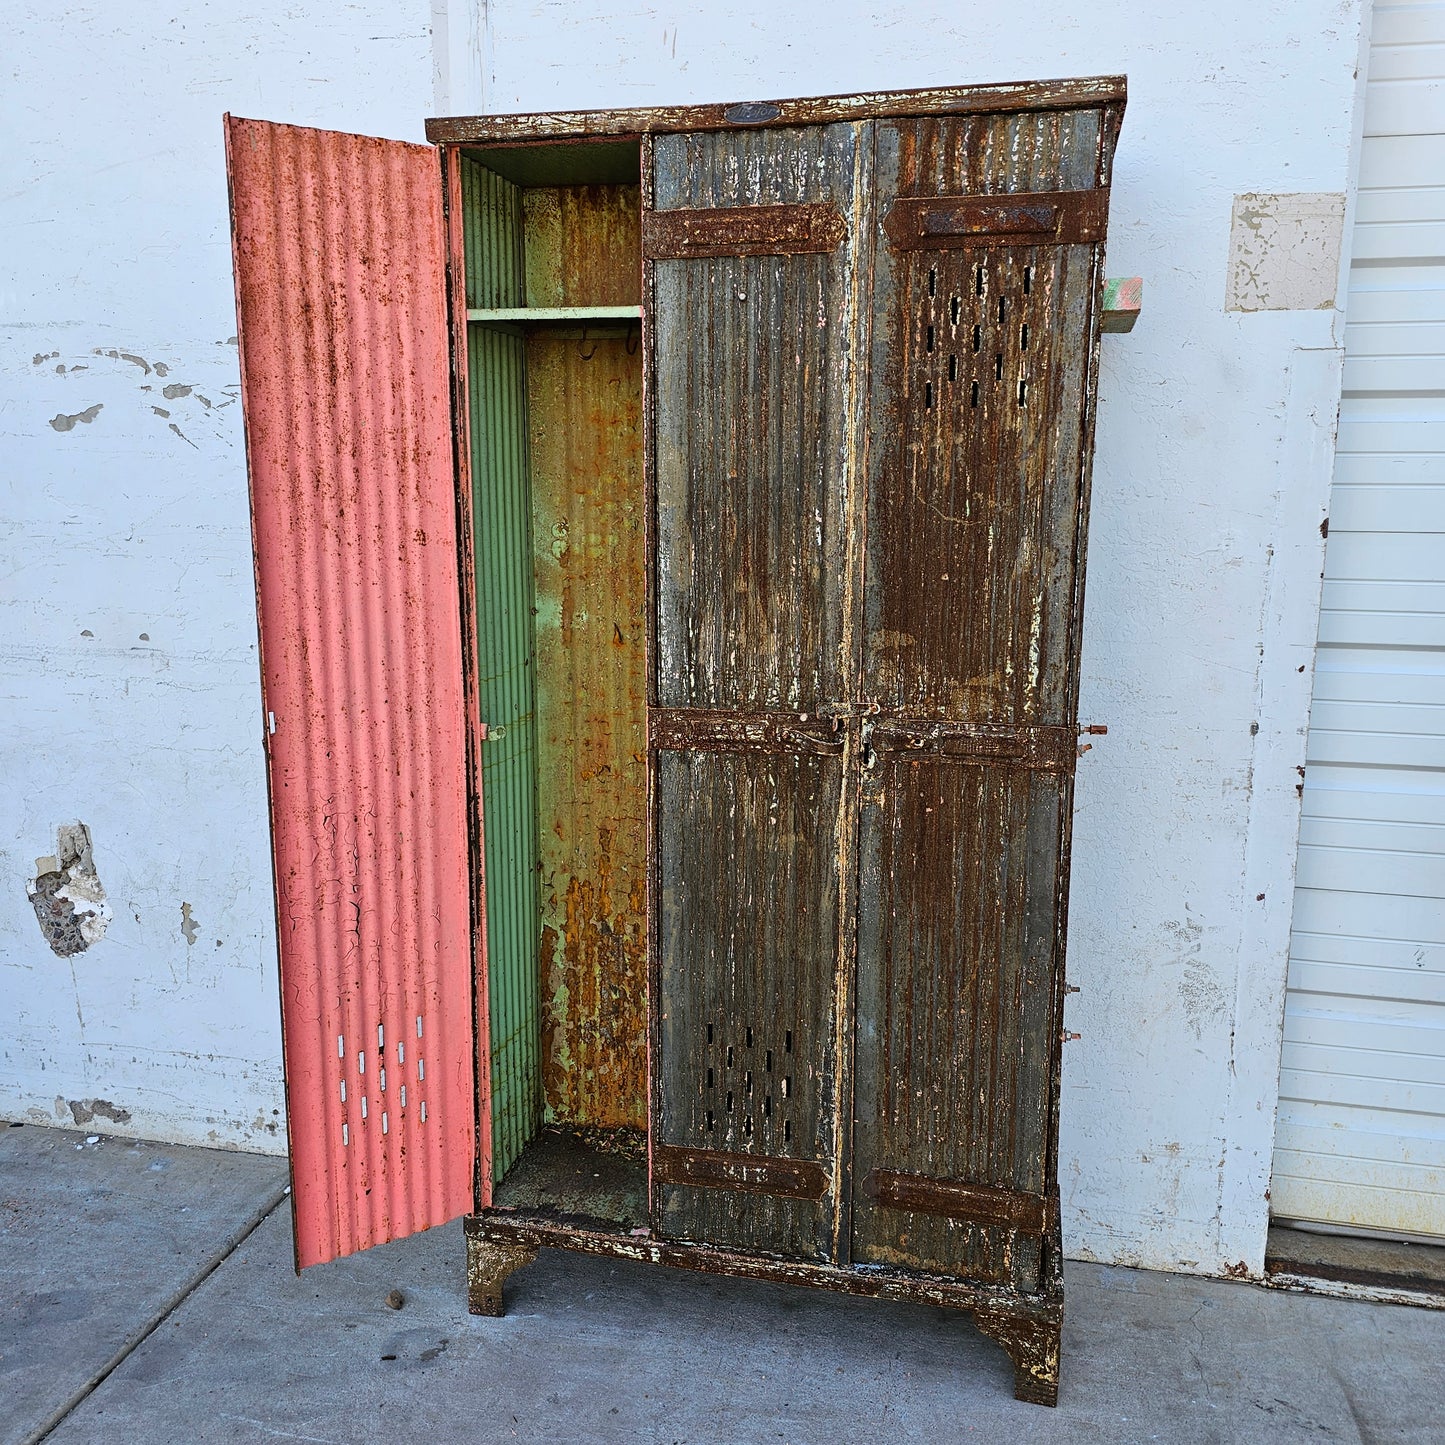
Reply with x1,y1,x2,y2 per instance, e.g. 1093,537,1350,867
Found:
225,116,479,1268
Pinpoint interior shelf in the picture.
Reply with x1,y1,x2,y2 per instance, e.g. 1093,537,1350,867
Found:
467,305,642,323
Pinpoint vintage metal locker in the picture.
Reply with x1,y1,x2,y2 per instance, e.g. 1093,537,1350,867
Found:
227,74,1125,1407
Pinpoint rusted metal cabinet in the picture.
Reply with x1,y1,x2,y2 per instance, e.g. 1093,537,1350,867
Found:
226,75,1124,1407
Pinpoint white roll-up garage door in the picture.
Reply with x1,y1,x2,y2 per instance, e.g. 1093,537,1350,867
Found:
1271,0,1445,1239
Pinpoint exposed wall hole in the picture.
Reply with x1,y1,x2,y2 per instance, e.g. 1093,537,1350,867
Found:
27,822,111,957
924,381,933,409
948,354,957,381
970,380,980,407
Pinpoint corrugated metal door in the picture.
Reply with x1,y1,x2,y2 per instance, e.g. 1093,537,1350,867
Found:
646,124,864,1262
226,117,478,1267
1272,1,1445,1239
849,108,1117,1291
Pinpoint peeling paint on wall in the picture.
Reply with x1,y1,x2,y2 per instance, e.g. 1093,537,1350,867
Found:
66,1097,132,1125
1225,193,1345,312
27,823,112,956
180,901,199,945
48,404,103,432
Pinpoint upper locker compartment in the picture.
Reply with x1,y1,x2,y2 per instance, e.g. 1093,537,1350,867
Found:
861,106,1119,725
455,139,652,1228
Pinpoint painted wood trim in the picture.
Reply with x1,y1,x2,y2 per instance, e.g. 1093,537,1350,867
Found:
1101,276,1143,332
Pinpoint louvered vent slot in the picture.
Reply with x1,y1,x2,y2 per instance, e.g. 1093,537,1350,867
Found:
701,1020,796,1151
916,256,1037,413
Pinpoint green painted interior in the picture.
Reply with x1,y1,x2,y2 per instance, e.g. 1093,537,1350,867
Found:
463,154,649,1179
463,156,542,1181
464,140,642,188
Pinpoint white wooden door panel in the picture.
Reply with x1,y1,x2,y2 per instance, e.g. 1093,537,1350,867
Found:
1272,1,1445,1238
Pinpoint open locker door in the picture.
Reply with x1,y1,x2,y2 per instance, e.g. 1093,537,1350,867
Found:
226,116,479,1268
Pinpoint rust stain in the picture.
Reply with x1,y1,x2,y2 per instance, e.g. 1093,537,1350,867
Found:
461,82,1123,1413
524,184,641,307
527,229,647,1128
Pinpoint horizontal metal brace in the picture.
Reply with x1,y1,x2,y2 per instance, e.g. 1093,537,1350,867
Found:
650,708,844,755
644,202,846,259
863,1168,1054,1233
884,189,1108,251
654,1144,828,1201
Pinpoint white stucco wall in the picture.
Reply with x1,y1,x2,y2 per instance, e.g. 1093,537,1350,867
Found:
1,1,1368,1275
0,2,440,1151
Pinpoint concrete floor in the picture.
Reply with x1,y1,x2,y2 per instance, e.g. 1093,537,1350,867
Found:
3,1122,1442,1444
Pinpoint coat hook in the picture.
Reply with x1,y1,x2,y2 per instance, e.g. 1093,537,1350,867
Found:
578,324,598,361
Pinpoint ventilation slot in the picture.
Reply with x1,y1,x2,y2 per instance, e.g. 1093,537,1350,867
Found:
701,1021,797,1153
915,255,1038,418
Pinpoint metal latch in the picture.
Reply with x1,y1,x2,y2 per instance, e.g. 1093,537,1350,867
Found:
1078,723,1107,758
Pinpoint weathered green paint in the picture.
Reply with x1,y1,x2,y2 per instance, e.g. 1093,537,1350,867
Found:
463,156,541,1181
1102,275,1143,332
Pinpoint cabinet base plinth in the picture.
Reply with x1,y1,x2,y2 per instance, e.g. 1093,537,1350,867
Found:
974,1301,1061,1405
465,1225,538,1316
464,1211,1064,1404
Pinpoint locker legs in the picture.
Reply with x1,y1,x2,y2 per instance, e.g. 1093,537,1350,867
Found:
466,1226,538,1317
973,1301,1062,1407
